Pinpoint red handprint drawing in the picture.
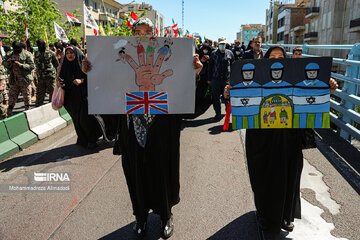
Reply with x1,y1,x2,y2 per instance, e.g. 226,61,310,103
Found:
125,48,173,91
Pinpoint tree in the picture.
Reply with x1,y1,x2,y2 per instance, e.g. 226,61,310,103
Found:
0,0,83,46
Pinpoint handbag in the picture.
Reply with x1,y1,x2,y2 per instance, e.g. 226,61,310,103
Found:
51,84,64,110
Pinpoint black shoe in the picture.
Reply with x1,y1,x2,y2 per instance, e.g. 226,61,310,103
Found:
213,114,222,121
133,220,147,238
87,142,98,149
281,220,294,232
161,215,174,239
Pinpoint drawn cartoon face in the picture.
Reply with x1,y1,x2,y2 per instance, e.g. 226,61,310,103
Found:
306,70,318,80
164,39,173,47
271,107,275,113
271,70,283,80
118,47,125,57
149,37,158,47
281,107,285,112
242,70,254,82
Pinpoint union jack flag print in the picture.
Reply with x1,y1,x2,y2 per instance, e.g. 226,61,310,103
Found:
126,92,168,114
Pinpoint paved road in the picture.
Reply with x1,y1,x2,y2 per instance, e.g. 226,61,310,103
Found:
0,106,359,240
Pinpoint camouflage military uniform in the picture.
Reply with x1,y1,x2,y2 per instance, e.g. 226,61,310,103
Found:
3,48,35,116
0,79,8,120
34,50,59,107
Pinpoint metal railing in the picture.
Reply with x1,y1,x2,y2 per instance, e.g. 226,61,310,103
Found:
264,43,360,143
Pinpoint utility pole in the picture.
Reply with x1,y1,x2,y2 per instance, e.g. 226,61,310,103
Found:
182,0,184,30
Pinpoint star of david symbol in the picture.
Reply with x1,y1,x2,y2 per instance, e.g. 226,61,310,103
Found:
306,96,316,104
241,98,250,106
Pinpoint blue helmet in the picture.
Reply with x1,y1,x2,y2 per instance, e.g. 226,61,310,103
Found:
242,63,255,71
271,62,284,69
305,62,320,70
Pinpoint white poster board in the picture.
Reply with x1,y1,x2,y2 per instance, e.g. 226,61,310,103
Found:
87,36,196,114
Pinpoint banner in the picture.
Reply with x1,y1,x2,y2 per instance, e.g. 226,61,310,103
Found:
87,36,196,114
229,57,332,129
84,4,99,31
54,22,69,42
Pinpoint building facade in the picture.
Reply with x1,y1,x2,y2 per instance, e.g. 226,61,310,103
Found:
303,0,360,59
121,2,165,36
56,0,124,36
238,24,266,46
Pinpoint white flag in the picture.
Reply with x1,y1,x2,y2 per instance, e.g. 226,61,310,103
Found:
54,22,69,43
84,4,99,30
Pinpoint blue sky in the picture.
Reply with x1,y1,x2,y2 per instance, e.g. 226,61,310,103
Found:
117,0,271,43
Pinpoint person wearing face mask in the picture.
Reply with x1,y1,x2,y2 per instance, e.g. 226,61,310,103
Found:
4,41,35,116
34,39,59,107
208,37,234,120
232,40,243,61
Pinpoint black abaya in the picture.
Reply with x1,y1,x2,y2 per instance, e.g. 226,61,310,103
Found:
115,114,181,221
60,48,102,146
246,129,303,232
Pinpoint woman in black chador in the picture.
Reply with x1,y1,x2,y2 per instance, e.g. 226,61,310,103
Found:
244,46,338,240
59,46,102,148
107,18,203,239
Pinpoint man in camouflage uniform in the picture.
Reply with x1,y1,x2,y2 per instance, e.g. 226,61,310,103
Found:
0,54,8,119
34,39,59,107
3,41,35,116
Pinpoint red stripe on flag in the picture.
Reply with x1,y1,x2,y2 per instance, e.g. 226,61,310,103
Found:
150,104,168,114
149,92,166,99
126,105,143,114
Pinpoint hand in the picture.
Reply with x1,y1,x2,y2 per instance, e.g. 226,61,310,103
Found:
73,79,83,86
193,54,203,77
207,81,211,85
82,55,92,74
14,61,22,67
329,78,338,95
201,55,209,63
224,85,232,99
56,81,65,87
125,50,173,91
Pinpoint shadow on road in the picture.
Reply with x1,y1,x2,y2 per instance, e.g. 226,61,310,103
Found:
0,141,114,172
99,213,162,240
315,129,360,195
181,117,217,129
207,211,259,240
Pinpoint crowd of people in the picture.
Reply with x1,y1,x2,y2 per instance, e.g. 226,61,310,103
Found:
0,38,86,119
0,17,339,240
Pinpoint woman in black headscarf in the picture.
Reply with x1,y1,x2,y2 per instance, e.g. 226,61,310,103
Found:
245,46,303,239
59,46,102,148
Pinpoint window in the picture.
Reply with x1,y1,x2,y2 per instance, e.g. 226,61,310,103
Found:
92,1,97,10
107,8,111,14
100,6,104,13
128,6,134,11
85,0,89,7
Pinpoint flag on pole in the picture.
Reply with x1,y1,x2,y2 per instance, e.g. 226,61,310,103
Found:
172,18,175,25
155,26,159,36
44,29,48,46
99,24,106,36
54,22,69,42
166,27,169,36
172,24,178,38
0,39,4,57
25,21,29,51
84,4,99,35
65,11,81,27
126,11,138,29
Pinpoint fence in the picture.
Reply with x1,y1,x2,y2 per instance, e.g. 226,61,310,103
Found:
264,43,360,144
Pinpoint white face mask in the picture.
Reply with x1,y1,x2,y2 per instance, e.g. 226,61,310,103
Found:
236,51,241,55
203,49,208,54
218,44,226,51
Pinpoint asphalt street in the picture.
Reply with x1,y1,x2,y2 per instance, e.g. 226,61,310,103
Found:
0,106,359,240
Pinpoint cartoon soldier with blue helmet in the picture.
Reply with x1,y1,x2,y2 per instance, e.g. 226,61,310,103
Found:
263,61,292,97
293,62,330,128
270,62,284,83
240,63,257,86
297,62,328,87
